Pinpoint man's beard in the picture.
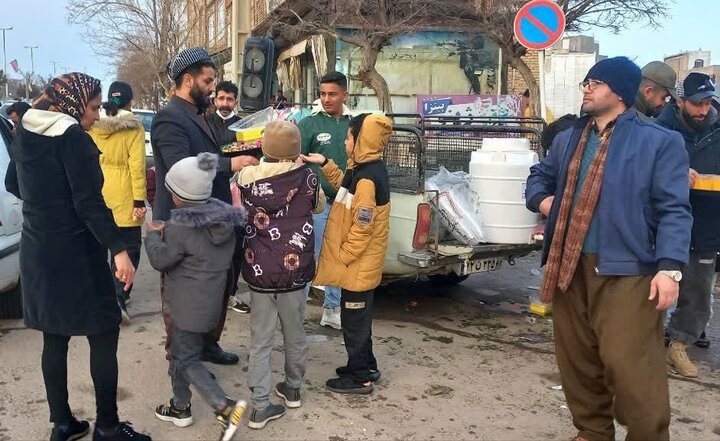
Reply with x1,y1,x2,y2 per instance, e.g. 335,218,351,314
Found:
189,84,211,113
682,108,711,132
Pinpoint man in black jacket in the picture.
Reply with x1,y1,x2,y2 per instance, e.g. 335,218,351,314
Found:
206,80,252,314
207,80,240,146
656,72,720,378
151,47,258,365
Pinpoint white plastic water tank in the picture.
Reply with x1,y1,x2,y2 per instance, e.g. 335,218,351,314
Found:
469,138,540,244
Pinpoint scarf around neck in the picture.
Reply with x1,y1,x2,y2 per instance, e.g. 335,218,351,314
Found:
539,118,616,303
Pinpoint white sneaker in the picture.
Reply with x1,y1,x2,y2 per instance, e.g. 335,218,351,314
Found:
320,307,341,330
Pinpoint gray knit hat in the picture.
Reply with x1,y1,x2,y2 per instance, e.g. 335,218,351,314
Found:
165,153,218,204
167,47,213,81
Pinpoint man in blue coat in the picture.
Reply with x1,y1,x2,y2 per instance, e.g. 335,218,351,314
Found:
657,72,720,377
526,57,692,441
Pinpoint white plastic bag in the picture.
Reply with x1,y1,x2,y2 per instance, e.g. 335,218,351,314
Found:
425,167,485,245
228,107,276,131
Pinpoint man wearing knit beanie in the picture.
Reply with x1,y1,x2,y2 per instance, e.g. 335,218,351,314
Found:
526,56,692,439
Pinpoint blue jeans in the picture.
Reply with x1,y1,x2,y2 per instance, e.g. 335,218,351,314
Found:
308,202,341,309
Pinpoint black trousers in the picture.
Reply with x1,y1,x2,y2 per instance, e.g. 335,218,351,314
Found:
42,328,120,429
110,227,142,305
341,289,377,382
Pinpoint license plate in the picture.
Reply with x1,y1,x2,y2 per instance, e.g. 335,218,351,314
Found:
453,257,504,276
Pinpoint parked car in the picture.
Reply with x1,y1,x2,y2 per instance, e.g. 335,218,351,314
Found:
0,101,19,121
0,116,23,318
132,108,155,167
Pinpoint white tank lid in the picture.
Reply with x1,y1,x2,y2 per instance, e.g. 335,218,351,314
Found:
481,137,531,152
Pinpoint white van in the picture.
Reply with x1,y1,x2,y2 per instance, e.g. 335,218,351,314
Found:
0,118,23,318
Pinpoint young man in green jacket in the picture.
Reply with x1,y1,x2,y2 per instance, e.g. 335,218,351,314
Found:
299,71,352,330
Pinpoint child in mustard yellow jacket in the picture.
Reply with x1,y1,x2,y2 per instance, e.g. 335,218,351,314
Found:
301,113,391,395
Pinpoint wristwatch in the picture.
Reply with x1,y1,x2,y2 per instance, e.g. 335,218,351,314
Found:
658,270,682,282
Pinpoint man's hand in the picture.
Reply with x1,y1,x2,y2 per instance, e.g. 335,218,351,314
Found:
300,153,327,165
113,251,136,291
649,273,679,311
689,168,699,188
539,196,555,217
231,155,260,172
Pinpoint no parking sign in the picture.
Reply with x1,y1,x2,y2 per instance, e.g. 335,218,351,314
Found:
514,0,566,50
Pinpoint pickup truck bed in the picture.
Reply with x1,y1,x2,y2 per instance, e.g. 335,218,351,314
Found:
379,118,545,284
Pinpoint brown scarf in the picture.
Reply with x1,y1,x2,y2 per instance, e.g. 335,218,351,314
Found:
539,119,616,303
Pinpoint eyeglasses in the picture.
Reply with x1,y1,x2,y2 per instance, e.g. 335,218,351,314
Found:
579,79,606,91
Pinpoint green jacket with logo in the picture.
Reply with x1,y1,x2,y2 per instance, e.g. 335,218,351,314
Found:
299,112,351,200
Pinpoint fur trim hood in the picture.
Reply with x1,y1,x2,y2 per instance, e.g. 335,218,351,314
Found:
170,198,247,245
91,109,143,137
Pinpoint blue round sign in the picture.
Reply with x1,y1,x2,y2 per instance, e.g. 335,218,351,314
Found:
514,0,566,50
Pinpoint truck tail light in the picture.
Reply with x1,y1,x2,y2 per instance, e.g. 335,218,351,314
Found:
412,203,432,250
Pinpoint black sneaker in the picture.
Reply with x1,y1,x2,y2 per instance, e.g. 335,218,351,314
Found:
51,416,90,441
155,400,193,427
335,366,382,382
326,376,373,395
694,331,711,349
92,422,151,441
247,403,285,430
275,382,302,408
215,399,247,441
228,298,251,314
202,343,240,365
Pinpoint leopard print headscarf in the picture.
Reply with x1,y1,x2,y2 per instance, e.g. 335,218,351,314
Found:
33,73,101,122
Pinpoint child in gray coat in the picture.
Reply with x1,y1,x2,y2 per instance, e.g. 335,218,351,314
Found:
145,152,247,441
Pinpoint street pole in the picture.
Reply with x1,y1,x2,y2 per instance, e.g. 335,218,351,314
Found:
0,27,12,101
51,60,58,76
24,45,38,100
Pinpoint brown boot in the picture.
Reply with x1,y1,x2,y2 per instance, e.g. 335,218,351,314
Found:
667,341,699,378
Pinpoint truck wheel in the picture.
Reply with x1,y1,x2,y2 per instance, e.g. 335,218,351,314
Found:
0,281,23,319
429,273,469,285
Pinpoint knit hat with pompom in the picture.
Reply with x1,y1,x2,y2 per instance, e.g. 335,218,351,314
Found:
165,152,218,204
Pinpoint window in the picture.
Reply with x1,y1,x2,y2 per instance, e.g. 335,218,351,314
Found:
217,0,225,42
208,8,216,47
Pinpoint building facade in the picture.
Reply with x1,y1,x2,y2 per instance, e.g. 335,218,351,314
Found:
543,35,602,117
664,51,712,83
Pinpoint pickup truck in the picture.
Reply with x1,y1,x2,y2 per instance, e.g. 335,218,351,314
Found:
379,119,544,284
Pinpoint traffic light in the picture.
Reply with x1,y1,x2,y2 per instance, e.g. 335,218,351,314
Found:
240,37,275,111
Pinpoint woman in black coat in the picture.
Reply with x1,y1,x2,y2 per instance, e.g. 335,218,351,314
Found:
7,73,151,441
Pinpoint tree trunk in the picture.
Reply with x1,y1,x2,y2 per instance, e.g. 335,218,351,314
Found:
507,51,541,117
357,44,393,113
500,52,509,95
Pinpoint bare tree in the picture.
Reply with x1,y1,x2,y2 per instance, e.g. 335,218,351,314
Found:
476,0,669,114
269,0,477,112
66,0,203,109
116,41,163,109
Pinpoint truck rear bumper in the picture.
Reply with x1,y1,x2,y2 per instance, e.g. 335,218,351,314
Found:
398,242,541,269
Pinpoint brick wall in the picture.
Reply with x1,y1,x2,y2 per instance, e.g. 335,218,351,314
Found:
507,50,540,95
